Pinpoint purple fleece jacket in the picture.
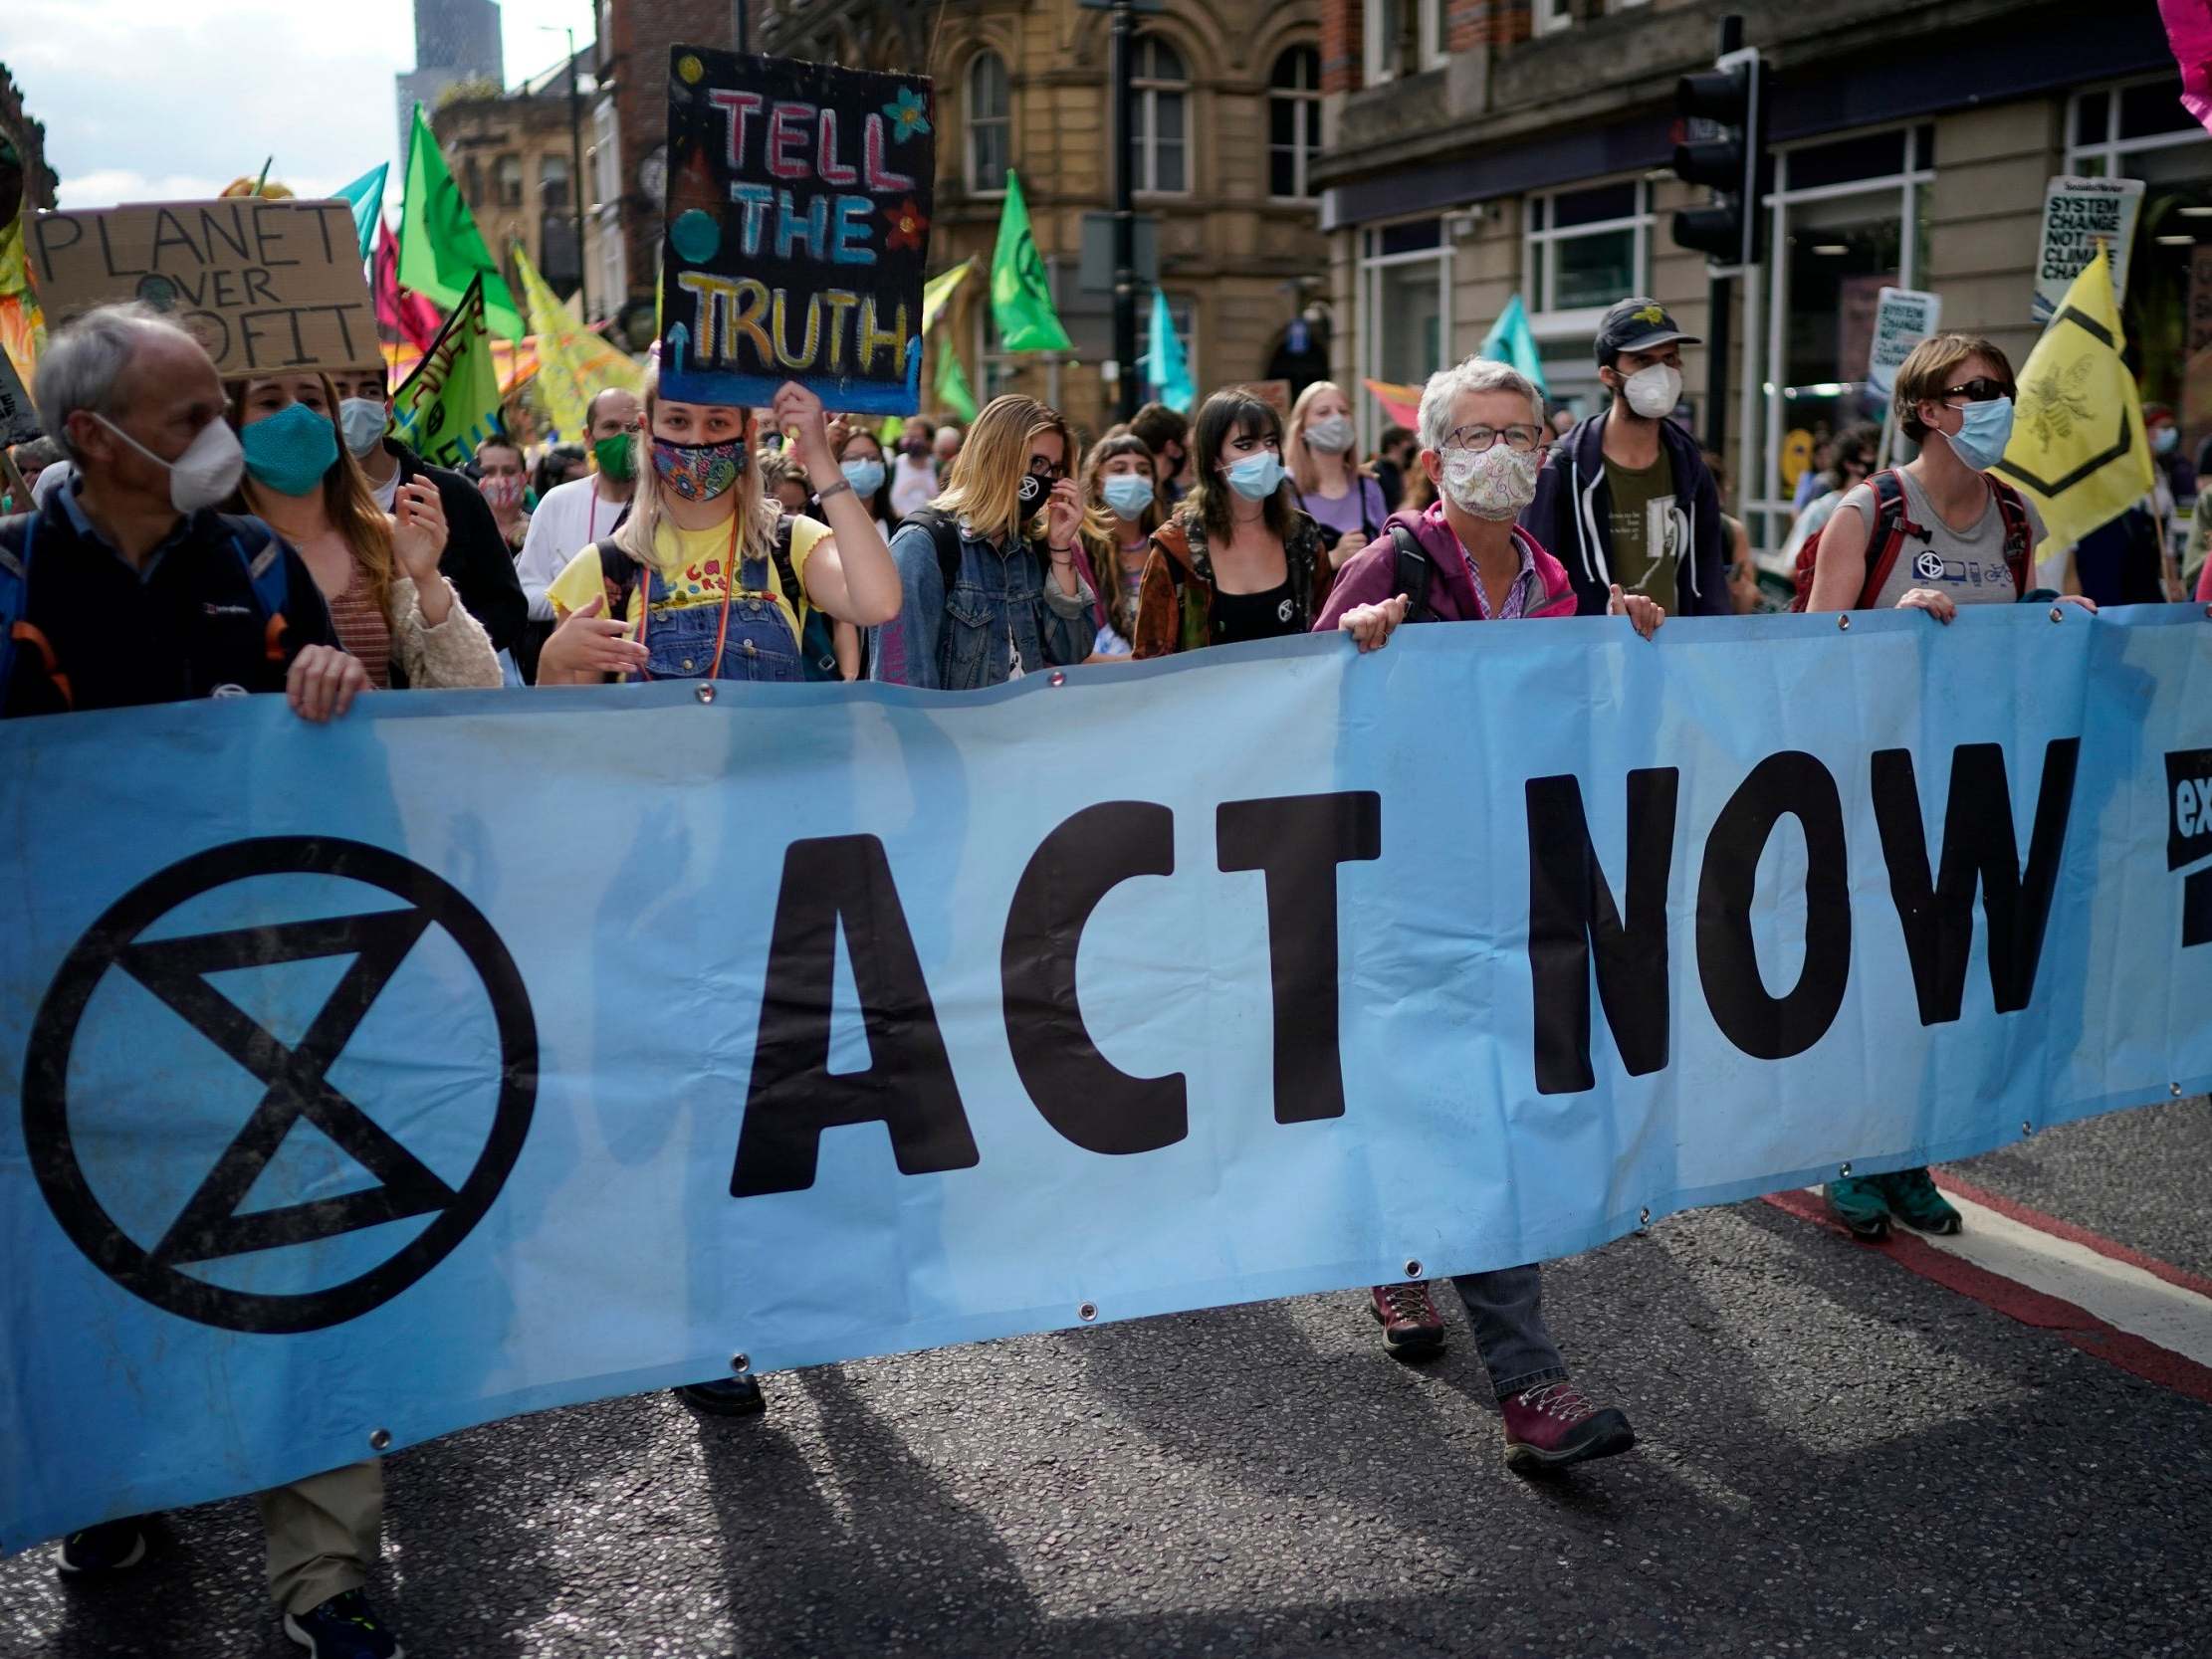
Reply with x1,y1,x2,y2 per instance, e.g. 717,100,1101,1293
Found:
1311,501,1578,630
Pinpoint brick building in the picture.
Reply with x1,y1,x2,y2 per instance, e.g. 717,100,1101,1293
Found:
1313,0,2210,549
430,52,592,307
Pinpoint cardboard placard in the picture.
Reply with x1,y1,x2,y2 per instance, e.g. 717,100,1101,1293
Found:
0,346,37,447
2033,176,2143,324
1867,287,1940,402
27,198,379,378
658,47,936,415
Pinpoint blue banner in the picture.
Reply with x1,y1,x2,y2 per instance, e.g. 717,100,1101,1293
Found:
3,606,2208,1551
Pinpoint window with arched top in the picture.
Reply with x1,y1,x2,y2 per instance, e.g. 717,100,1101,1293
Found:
1131,34,1189,195
967,51,1010,193
1269,46,1320,200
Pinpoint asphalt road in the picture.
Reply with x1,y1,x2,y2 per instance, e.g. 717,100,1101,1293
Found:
5,1098,2207,1659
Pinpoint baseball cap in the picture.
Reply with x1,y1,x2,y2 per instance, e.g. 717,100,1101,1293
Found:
1595,298,1702,366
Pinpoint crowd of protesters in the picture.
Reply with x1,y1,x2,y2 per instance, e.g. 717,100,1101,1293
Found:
2,282,2174,1657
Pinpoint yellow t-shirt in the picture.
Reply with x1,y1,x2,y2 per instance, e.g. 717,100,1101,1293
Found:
546,514,831,644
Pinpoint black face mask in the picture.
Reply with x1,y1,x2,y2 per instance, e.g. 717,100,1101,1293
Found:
1018,471,1049,511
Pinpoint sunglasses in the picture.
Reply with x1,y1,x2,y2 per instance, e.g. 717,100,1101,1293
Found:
1937,377,2010,404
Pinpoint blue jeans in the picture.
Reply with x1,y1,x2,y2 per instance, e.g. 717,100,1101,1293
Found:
1450,1265,1568,1399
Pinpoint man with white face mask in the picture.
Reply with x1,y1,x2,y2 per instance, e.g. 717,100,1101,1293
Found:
1522,297,1730,616
327,364,527,658
1,304,362,719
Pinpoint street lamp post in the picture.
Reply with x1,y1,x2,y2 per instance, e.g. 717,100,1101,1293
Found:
1111,0,1138,421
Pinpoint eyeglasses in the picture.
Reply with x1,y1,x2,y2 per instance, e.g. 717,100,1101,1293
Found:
1442,423,1545,455
1026,458,1065,479
1938,377,2010,404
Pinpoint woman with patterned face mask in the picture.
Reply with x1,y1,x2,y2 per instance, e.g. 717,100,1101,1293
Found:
225,372,502,692
1312,355,1659,1476
537,378,900,696
473,436,531,553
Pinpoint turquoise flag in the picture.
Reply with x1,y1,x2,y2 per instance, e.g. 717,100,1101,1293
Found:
336,164,387,263
1478,294,1546,394
1143,287,1195,414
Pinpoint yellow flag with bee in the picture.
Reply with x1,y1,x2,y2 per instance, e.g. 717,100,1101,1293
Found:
1991,244,2154,559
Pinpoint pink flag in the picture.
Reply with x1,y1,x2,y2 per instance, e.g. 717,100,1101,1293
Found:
2159,0,2212,134
373,218,443,353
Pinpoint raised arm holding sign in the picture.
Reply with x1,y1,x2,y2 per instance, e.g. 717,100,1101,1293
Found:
657,47,937,414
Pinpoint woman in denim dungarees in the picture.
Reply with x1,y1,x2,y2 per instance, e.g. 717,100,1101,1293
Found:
538,378,901,697
534,377,902,1418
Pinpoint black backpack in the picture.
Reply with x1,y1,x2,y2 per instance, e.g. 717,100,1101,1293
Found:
1387,521,1438,623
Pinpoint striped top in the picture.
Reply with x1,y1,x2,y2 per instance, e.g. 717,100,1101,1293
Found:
326,562,392,689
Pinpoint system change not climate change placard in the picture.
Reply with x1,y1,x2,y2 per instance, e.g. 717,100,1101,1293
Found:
658,47,937,414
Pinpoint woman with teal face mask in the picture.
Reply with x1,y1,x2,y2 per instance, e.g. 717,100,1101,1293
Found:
225,373,501,691
1131,388,1336,657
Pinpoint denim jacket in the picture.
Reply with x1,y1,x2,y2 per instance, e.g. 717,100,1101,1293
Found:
868,514,1096,690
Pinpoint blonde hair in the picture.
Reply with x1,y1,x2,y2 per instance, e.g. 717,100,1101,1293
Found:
932,394,1073,544
1284,380,1364,496
612,373,777,568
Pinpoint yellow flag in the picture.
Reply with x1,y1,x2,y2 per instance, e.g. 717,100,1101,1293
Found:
921,259,975,336
1991,244,2154,559
513,244,642,442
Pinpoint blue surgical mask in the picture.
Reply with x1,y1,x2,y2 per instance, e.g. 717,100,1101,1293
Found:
239,402,340,497
2153,424,2179,457
840,457,887,498
338,396,390,460
1102,474,1156,519
1222,450,1286,502
1942,396,2014,473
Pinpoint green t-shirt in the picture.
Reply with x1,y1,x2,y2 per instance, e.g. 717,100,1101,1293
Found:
1604,449,1684,613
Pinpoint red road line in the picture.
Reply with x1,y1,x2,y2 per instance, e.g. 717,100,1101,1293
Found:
1759,1187,2212,1405
1929,1172,2212,1304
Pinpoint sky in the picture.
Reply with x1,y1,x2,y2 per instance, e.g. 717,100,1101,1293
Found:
2,0,597,213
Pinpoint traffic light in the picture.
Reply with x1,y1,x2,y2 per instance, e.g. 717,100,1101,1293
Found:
1670,46,1767,271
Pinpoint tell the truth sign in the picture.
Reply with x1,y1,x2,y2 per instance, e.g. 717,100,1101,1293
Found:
658,48,936,415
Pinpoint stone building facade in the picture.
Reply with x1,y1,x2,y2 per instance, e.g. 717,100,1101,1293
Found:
1312,0,2209,548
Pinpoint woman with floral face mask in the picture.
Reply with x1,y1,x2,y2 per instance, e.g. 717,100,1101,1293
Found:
474,436,531,553
1312,355,1659,1475
1132,389,1353,657
537,378,900,695
225,373,502,691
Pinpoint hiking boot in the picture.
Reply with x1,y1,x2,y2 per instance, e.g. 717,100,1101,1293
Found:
282,1588,403,1658
1823,1175,1891,1240
1499,1379,1636,1473
1368,1281,1445,1357
1878,1166,1962,1235
676,1375,767,1416
54,1518,147,1576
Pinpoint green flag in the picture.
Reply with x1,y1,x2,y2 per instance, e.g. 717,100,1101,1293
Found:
935,336,979,421
399,105,526,341
989,170,1070,353
878,414,905,446
390,276,505,470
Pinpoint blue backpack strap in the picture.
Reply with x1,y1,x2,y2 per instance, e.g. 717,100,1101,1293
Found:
226,515,293,663
0,512,35,712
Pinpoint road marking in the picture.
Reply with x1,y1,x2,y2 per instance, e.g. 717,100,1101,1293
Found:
1762,1181,2212,1405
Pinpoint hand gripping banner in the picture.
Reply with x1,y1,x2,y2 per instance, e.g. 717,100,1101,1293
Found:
2,606,2207,1550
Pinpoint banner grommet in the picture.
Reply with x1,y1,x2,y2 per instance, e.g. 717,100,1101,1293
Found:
368,1428,392,1452
730,1352,751,1375
696,684,717,705
1837,616,1851,633
1403,1259,1423,1278
2049,607,2065,623
1077,1302,1098,1322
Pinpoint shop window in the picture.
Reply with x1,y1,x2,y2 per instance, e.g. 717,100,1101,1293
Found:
1526,179,1650,318
2068,77,2212,440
